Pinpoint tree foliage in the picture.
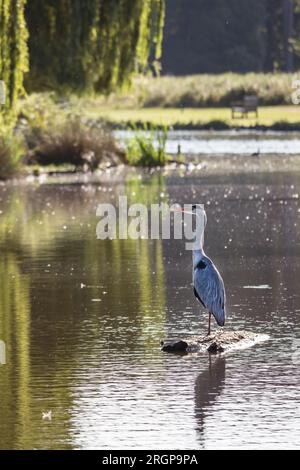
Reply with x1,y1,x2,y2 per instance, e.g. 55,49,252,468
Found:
162,0,300,75
25,0,165,93
162,0,267,74
0,0,165,116
0,0,28,114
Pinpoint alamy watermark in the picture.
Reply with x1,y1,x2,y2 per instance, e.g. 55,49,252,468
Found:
0,80,6,105
0,340,6,365
96,198,206,250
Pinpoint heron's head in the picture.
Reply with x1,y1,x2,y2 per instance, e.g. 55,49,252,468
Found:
171,203,206,223
171,203,207,249
171,203,207,230
191,204,207,227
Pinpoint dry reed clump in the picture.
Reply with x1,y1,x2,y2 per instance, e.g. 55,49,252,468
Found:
30,119,125,170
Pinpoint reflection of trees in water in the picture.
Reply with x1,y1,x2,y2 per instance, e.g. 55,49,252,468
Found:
81,237,166,350
194,356,226,448
0,177,168,448
0,253,31,449
0,252,76,449
126,173,168,206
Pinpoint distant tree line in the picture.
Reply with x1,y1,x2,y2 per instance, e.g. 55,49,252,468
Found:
162,0,300,74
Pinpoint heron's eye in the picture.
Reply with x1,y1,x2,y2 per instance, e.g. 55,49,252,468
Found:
197,260,206,270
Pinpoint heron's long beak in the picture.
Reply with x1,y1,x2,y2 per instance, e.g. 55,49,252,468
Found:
170,208,195,216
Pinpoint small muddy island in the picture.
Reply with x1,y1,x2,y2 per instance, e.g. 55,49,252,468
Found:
161,330,269,354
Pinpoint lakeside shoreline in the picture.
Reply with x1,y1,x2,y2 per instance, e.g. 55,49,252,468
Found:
109,120,300,132
2,153,300,186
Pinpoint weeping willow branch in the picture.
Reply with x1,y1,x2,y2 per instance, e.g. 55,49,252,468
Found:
25,0,165,93
0,0,28,118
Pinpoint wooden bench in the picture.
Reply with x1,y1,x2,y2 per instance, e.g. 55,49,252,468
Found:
231,95,258,119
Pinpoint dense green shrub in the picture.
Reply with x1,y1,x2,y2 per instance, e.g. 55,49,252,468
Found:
0,133,24,179
125,124,168,166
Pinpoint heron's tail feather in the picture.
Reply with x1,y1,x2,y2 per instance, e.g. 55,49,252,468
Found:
212,309,226,327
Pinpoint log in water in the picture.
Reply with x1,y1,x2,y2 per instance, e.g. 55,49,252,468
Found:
161,330,269,354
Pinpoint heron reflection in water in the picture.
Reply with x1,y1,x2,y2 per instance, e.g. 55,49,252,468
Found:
194,356,226,444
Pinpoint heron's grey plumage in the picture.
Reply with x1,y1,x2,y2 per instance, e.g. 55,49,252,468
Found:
191,205,226,329
193,252,226,326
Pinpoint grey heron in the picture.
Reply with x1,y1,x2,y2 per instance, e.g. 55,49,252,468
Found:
176,204,226,336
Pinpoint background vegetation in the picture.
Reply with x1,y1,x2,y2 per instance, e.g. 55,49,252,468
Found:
1,1,300,178
97,73,298,108
162,0,300,74
0,133,24,180
0,0,28,118
125,124,168,166
1,0,165,119
25,0,165,93
0,0,165,177
84,105,300,131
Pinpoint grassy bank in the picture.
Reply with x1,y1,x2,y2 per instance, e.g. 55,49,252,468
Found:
85,105,300,130
19,92,300,131
1,86,300,180
0,94,170,178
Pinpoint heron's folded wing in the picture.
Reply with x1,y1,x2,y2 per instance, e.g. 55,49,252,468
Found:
194,286,205,307
194,265,226,326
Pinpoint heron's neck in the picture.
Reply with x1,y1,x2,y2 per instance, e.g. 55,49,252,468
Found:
193,248,204,268
192,214,205,267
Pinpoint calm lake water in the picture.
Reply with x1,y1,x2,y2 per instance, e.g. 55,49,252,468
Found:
0,169,299,449
116,130,300,155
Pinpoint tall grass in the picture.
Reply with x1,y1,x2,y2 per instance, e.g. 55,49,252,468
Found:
125,124,168,167
93,73,297,108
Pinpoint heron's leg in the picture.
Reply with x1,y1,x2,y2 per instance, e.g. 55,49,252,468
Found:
207,312,211,336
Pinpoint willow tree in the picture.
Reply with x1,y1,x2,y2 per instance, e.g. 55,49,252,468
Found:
25,0,165,93
0,0,28,114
